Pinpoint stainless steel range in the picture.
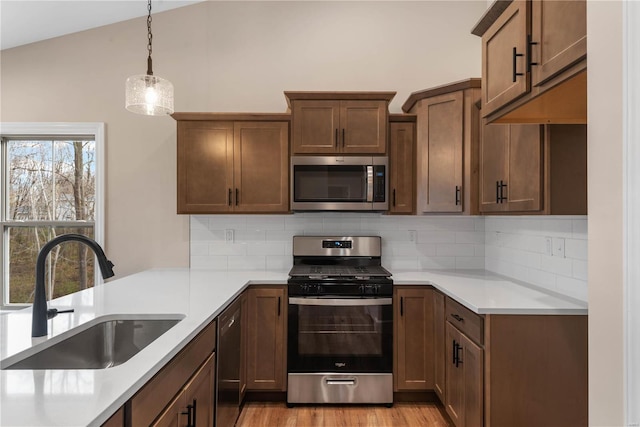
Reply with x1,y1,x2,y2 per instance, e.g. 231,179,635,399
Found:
287,236,393,405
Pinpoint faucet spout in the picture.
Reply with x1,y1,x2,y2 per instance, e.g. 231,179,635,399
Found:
32,234,115,337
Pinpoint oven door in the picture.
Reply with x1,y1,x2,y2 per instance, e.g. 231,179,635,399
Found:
287,296,393,374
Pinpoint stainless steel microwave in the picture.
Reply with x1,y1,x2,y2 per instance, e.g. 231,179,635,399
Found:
290,156,388,211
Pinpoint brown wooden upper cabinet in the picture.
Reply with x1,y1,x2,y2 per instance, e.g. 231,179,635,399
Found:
473,0,586,123
173,114,290,214
285,92,395,155
389,115,416,214
402,79,481,214
479,123,543,213
480,122,587,214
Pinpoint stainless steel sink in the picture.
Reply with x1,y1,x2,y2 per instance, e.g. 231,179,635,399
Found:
2,315,183,370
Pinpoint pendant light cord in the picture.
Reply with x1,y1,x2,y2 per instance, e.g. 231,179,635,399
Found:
146,0,154,76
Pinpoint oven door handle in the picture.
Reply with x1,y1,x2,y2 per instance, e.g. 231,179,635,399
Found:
289,297,392,306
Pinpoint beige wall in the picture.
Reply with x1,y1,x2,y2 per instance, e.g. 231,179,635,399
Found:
587,1,625,424
0,1,484,278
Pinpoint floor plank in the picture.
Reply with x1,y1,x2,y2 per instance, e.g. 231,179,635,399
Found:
236,402,452,427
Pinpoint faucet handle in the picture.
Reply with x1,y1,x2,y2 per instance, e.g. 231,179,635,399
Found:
46,308,75,319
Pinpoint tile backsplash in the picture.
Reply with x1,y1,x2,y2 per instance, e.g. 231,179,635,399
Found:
485,216,588,301
190,214,587,302
190,214,485,272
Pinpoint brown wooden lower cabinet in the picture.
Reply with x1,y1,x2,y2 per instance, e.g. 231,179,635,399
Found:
130,320,217,426
433,291,446,402
393,286,435,391
445,322,484,427
101,407,124,427
152,352,215,427
246,286,287,391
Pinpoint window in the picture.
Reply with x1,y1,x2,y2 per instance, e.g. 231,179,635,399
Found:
1,123,104,308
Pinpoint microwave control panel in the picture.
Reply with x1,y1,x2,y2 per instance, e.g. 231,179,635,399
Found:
373,166,386,202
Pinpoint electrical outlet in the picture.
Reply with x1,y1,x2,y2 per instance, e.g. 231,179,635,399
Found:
552,237,565,258
409,230,417,243
225,229,234,243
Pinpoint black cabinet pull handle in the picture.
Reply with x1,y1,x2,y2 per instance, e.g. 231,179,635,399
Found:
228,188,232,206
191,399,197,427
512,47,524,82
335,128,339,148
393,189,396,207
400,296,404,316
500,181,508,202
455,186,461,206
452,314,464,322
496,181,500,204
455,343,463,367
342,128,345,147
452,339,457,365
235,188,239,206
527,34,539,72
181,402,194,427
278,296,281,316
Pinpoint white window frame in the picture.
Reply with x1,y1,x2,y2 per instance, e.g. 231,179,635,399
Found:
0,122,105,308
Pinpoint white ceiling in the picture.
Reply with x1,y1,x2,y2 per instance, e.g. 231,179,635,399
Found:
0,0,206,51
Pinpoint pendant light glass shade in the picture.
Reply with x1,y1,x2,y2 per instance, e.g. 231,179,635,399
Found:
125,74,174,116
125,0,174,116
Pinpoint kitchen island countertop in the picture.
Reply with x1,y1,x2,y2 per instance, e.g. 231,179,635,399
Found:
0,268,586,427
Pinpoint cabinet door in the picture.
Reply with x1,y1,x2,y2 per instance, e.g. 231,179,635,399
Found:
418,92,463,213
152,391,187,427
184,353,215,427
233,122,289,213
482,0,530,117
240,292,248,402
479,124,509,213
461,334,484,427
340,100,387,154
505,124,543,212
177,121,234,214
101,408,124,427
389,122,415,214
445,323,464,427
433,291,446,403
394,287,434,391
292,100,340,154
531,0,586,86
246,287,287,391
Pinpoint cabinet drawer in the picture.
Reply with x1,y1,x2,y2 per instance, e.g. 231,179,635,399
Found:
445,297,484,346
131,320,217,426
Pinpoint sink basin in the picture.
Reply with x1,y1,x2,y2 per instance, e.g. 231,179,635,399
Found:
2,315,184,370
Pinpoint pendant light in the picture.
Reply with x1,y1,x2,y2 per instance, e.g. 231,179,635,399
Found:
125,0,174,116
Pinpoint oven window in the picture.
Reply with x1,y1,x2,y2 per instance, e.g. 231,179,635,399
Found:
293,165,367,202
297,304,386,357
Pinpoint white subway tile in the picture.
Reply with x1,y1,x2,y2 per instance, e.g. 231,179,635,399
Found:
432,217,477,232
523,268,558,292
190,255,227,270
247,242,286,256
565,239,588,260
474,245,485,257
285,216,323,232
209,242,247,256
190,227,223,242
539,218,573,236
235,229,266,242
245,216,285,230
190,216,210,232
540,255,573,277
266,256,291,271
419,257,457,270
387,257,419,270
436,244,475,257
455,231,485,244
322,217,362,232
228,256,266,270
209,216,247,230
266,230,296,241
572,219,588,240
190,242,209,256
416,244,437,257
417,231,455,244
572,260,588,281
455,257,485,269
384,242,418,257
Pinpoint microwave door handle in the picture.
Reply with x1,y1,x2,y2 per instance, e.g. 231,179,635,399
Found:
366,165,374,202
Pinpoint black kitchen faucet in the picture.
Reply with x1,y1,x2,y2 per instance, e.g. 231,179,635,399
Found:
32,234,115,337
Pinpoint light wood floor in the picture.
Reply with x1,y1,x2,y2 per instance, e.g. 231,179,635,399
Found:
236,402,452,427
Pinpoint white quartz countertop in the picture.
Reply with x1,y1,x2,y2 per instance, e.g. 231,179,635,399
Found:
0,268,587,427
